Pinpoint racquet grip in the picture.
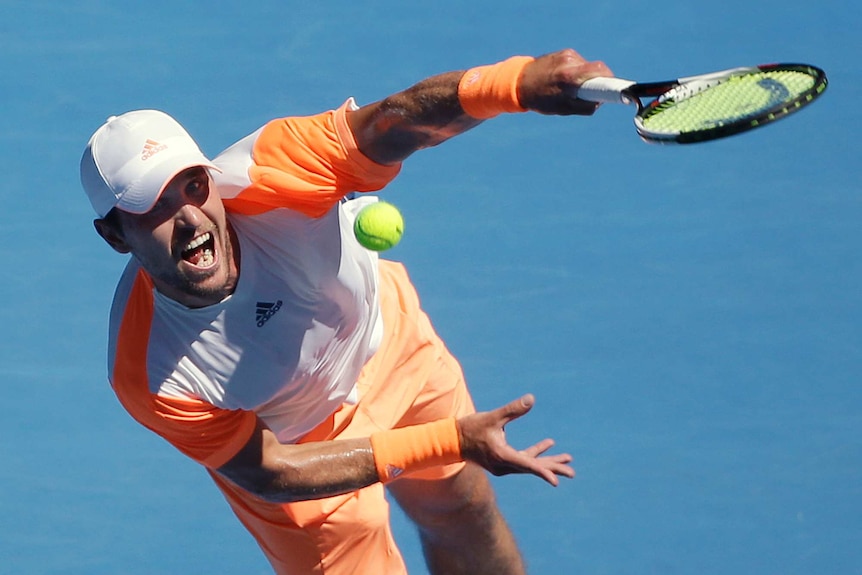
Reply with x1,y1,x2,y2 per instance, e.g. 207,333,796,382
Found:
576,77,637,104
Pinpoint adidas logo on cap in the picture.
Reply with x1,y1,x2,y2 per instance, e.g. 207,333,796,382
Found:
141,139,168,161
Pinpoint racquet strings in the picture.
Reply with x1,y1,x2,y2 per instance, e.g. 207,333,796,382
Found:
640,68,822,135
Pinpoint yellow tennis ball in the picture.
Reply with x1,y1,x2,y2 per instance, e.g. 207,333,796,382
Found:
354,201,404,251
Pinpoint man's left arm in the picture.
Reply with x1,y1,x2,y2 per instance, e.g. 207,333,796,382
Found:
346,48,613,166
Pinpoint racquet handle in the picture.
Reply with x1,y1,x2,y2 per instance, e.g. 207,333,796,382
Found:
576,77,637,104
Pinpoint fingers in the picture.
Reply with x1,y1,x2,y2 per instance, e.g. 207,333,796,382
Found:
558,58,612,80
520,441,576,484
519,49,615,116
556,47,587,63
560,59,614,115
496,393,535,424
460,394,576,486
545,49,613,85
521,438,556,458
504,435,575,486
517,452,575,486
545,455,576,478
580,59,614,80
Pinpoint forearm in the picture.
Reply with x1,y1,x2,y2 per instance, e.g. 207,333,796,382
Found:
348,50,611,166
253,438,380,503
218,418,463,503
348,70,483,165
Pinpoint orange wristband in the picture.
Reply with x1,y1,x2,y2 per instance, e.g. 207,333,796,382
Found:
457,56,534,119
370,418,463,482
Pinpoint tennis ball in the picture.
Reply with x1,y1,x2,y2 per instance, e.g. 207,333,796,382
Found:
353,201,404,251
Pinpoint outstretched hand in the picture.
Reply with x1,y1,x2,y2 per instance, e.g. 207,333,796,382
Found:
456,394,575,486
518,48,615,116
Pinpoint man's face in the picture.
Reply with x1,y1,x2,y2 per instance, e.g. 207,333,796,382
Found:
97,167,239,308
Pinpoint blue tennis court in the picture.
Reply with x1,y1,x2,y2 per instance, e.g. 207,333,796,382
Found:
1,1,859,573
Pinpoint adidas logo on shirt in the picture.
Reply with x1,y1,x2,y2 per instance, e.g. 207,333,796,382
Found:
256,300,283,327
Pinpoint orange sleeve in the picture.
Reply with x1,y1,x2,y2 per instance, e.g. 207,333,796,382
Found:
111,270,257,469
223,100,402,218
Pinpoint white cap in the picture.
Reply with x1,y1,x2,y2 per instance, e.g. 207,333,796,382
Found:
80,110,219,217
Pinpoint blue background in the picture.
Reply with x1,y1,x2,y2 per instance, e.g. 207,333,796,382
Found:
1,1,859,573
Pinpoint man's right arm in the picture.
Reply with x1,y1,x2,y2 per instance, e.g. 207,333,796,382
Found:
346,49,613,166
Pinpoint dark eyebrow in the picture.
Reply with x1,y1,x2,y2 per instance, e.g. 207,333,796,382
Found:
178,166,208,180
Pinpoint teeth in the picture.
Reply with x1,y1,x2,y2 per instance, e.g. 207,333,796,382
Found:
184,232,212,252
198,249,214,267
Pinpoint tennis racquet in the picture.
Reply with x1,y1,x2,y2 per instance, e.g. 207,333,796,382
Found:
576,63,828,144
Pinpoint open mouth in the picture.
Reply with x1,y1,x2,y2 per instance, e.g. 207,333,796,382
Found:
181,232,216,268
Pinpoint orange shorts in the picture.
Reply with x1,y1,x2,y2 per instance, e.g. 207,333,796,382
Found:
210,260,475,575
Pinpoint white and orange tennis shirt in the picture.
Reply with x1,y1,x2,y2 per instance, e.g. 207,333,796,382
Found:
107,98,402,468
105,98,478,575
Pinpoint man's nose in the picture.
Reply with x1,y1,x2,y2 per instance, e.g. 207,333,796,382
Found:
175,203,204,228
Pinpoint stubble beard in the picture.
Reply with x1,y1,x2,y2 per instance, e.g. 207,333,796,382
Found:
147,224,239,308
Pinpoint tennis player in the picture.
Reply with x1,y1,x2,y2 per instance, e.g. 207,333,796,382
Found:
80,49,612,575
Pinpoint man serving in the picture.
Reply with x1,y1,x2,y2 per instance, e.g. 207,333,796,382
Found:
81,48,612,574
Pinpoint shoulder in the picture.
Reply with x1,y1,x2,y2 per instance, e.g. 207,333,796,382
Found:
108,260,146,333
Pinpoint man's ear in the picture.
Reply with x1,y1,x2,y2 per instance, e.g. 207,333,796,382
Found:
93,218,131,254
